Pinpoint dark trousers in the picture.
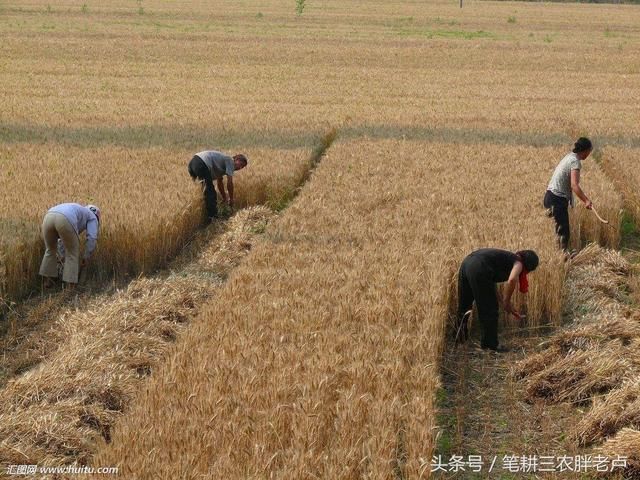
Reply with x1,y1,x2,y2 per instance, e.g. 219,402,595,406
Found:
188,156,217,219
456,256,499,349
543,190,570,251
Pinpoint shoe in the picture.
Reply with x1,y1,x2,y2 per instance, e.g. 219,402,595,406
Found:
563,249,578,262
482,345,510,353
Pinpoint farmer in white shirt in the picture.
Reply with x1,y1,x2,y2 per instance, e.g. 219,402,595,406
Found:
543,137,593,251
188,151,248,223
39,203,101,287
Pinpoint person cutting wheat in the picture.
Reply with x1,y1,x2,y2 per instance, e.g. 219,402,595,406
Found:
544,137,593,253
188,150,248,223
39,203,101,289
456,248,539,353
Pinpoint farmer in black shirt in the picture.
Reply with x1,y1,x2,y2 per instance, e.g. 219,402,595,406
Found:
456,248,539,352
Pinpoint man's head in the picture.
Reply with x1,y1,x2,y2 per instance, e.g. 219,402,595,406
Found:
233,154,248,171
516,250,539,273
573,137,593,160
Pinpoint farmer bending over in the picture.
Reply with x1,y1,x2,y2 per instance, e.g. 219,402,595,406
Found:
39,203,101,288
188,150,248,223
544,137,593,252
456,248,539,353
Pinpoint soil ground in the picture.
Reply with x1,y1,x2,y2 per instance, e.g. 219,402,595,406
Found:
437,330,616,480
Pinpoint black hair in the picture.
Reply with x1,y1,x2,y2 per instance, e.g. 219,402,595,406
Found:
235,154,248,167
516,250,539,272
573,137,592,154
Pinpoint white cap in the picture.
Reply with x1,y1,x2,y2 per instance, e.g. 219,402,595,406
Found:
87,204,101,222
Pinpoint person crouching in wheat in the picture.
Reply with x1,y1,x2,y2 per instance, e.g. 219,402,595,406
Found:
39,203,101,289
188,150,248,223
455,248,539,353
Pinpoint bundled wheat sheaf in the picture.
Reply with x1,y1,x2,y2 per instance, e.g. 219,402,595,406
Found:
600,428,640,474
514,245,640,473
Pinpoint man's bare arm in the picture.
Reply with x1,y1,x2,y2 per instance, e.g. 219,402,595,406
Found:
571,169,592,208
227,177,234,206
502,262,523,317
217,178,226,202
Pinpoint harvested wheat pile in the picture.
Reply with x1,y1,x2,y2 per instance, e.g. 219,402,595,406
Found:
599,428,640,475
514,245,638,405
191,206,274,275
519,342,640,404
0,277,207,467
0,207,274,469
514,244,640,479
564,243,631,321
514,317,640,379
576,379,640,446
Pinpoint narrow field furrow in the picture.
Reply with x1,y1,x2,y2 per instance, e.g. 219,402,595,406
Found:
88,139,455,478
0,207,276,471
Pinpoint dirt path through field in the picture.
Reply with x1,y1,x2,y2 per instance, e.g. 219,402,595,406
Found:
437,331,599,480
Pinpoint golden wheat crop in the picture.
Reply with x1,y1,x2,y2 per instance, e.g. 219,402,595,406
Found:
601,146,640,228
0,144,311,301
1,0,639,477
2,0,638,301
0,139,622,476
2,0,639,136
84,136,620,478
89,139,454,479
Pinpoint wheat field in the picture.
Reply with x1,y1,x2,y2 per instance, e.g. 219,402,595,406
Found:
2,0,638,302
87,137,623,477
601,146,640,227
0,143,313,299
1,0,639,477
